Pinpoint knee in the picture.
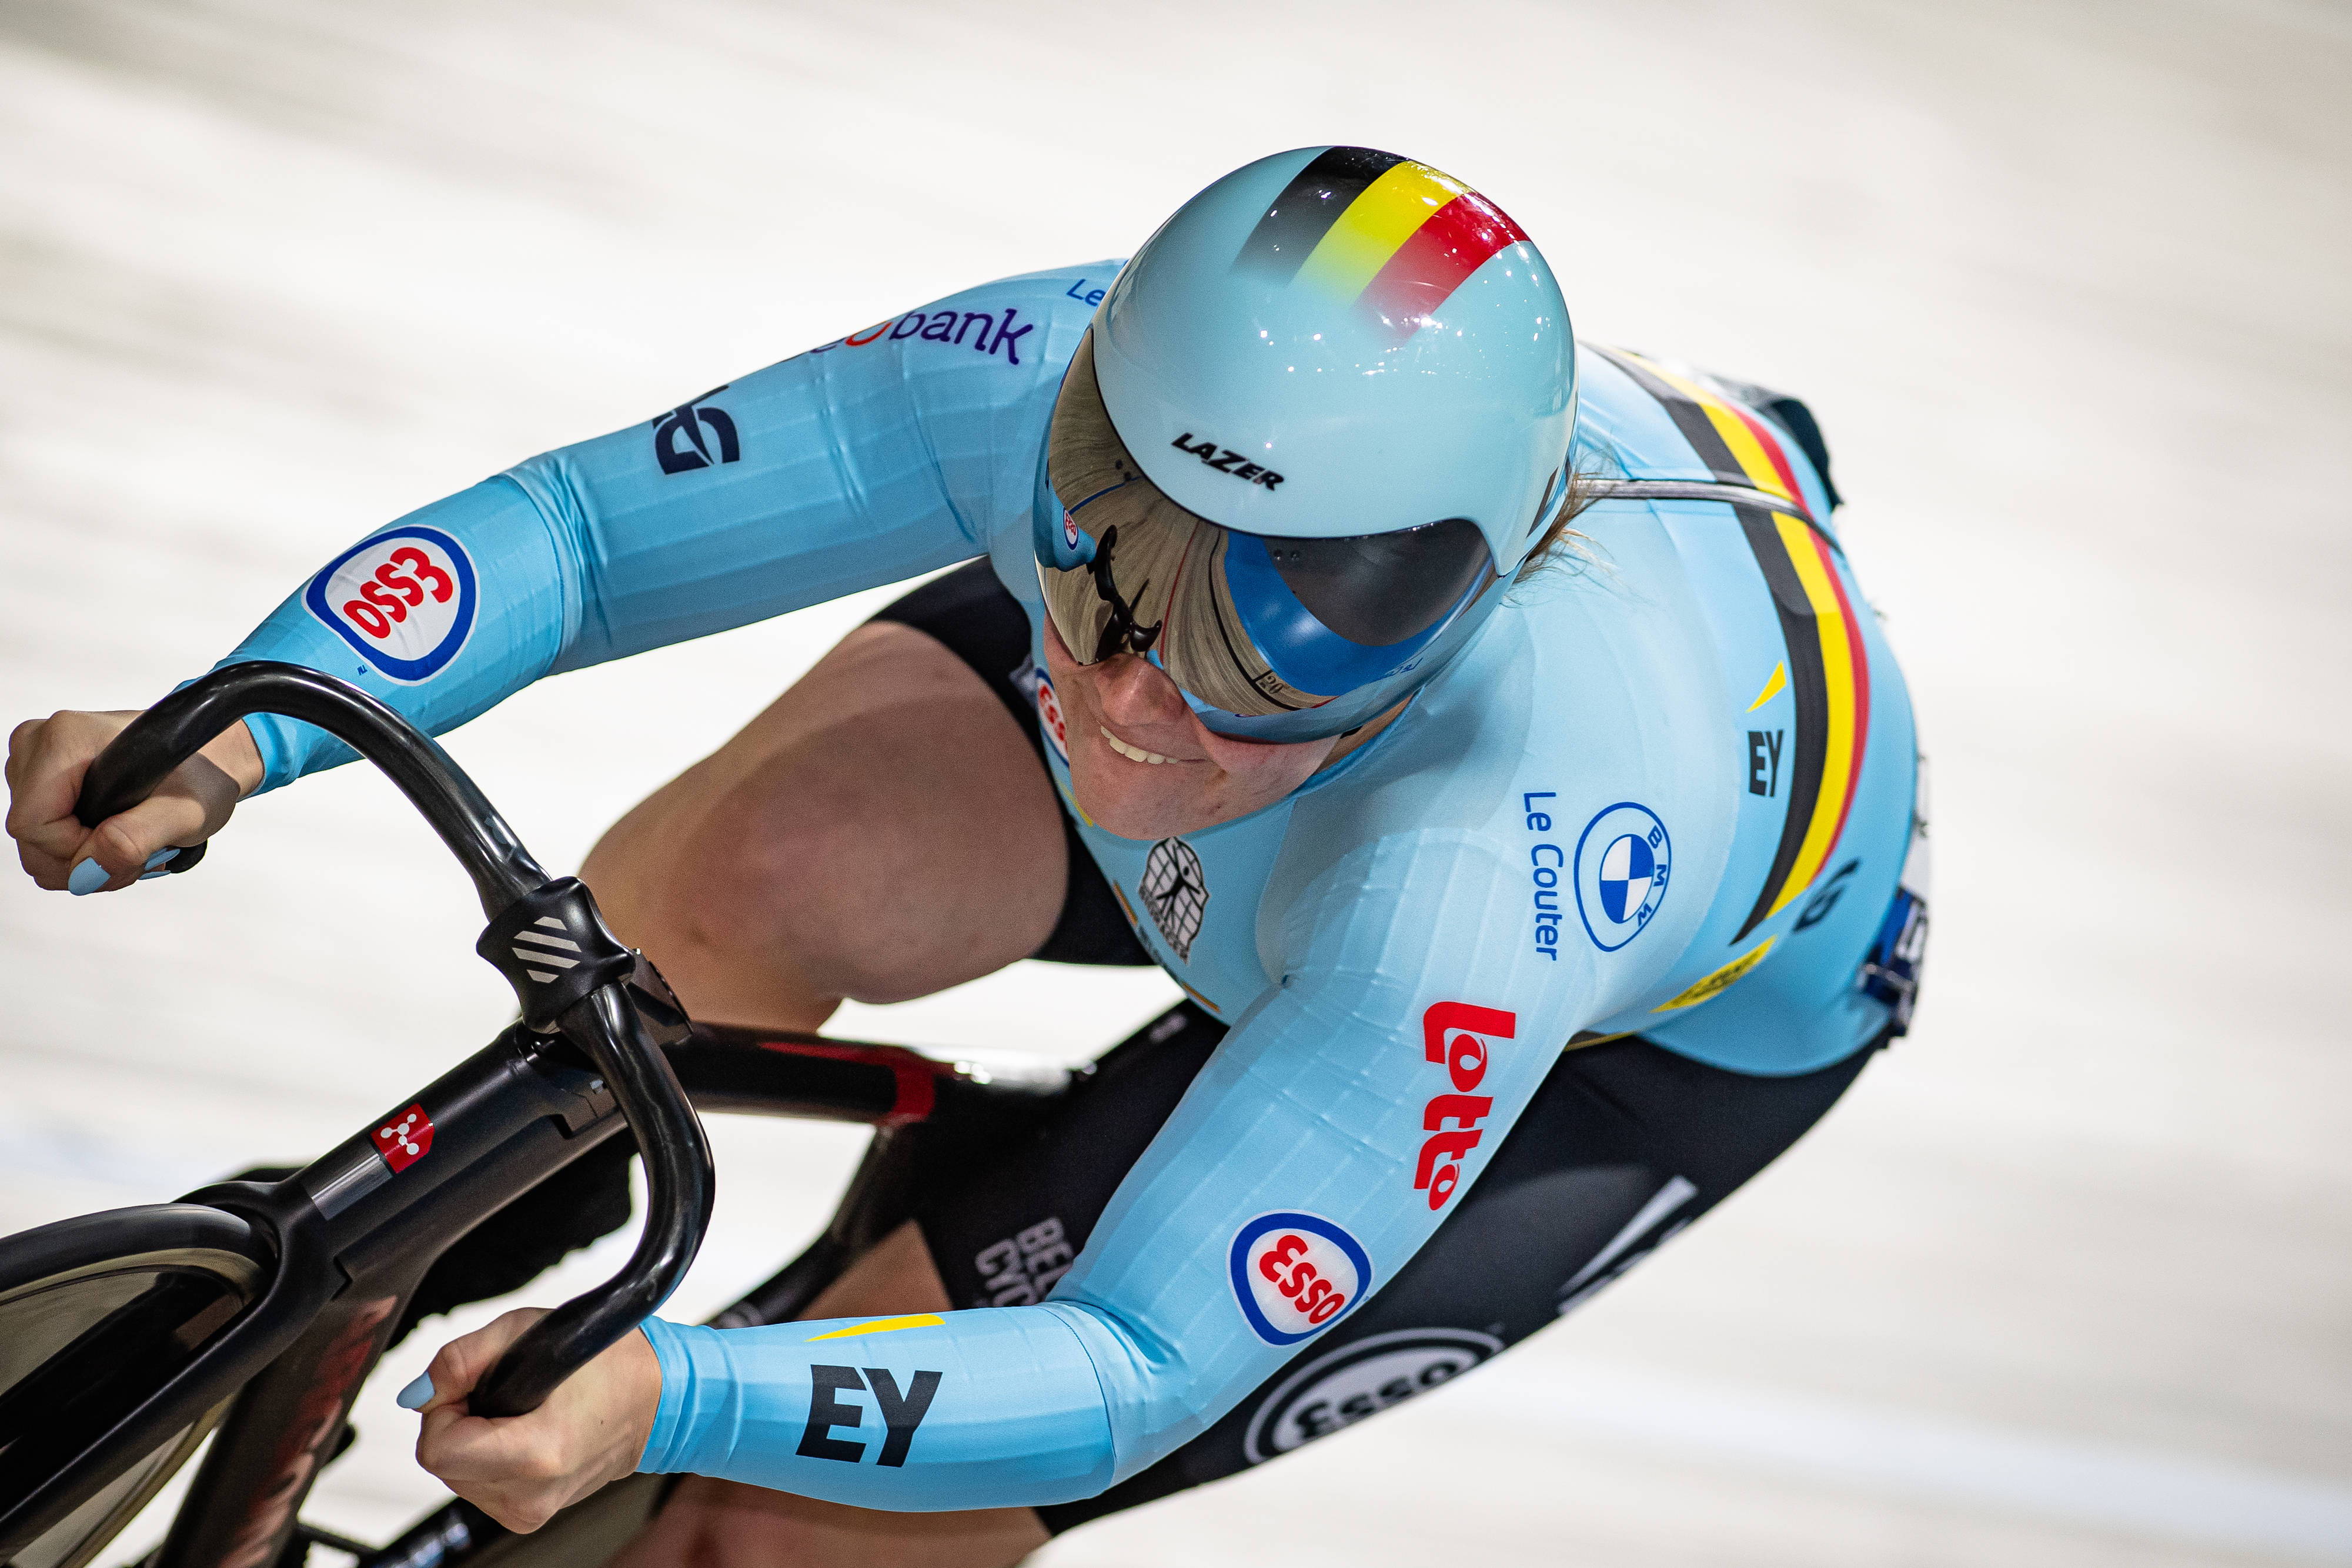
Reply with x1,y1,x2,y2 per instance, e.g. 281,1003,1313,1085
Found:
729,808,879,972
576,760,871,1005
666,755,994,1005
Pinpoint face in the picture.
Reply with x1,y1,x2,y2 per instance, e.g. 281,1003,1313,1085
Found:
1043,617,1340,840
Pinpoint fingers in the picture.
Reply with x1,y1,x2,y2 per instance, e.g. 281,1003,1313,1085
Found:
5,710,248,892
74,806,193,888
412,1309,559,1527
5,713,112,882
419,1404,579,1531
417,1308,548,1415
410,1318,663,1534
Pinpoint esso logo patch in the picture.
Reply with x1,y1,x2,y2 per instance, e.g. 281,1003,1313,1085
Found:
1228,1212,1372,1346
303,526,478,684
1035,671,1069,763
1242,1328,1503,1462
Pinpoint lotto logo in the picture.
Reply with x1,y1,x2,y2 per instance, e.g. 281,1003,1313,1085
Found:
1415,1001,1516,1211
303,526,477,684
372,1104,434,1174
1228,1212,1372,1346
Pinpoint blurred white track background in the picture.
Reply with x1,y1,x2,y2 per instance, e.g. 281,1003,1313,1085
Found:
2,2,2348,1563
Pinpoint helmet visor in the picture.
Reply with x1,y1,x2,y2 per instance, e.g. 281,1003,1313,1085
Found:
1039,332,1496,736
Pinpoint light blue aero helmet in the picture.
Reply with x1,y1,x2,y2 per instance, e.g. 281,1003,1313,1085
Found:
1038,145,1577,742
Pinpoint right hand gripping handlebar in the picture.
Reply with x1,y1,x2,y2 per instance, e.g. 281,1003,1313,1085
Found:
74,661,714,1417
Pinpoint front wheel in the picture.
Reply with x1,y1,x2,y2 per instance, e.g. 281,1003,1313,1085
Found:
0,1206,269,1568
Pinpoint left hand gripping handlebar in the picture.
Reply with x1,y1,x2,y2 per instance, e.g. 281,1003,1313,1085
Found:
75,661,715,1418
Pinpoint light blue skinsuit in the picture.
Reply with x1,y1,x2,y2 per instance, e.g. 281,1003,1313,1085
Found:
209,262,1920,1509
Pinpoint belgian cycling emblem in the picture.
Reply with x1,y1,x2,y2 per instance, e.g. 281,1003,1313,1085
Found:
1242,1328,1502,1463
1140,837,1208,962
652,386,741,474
1229,1212,1372,1346
1573,802,1671,951
303,526,478,684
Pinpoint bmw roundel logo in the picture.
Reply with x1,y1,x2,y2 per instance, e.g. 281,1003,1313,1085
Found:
1574,802,1672,951
303,526,478,684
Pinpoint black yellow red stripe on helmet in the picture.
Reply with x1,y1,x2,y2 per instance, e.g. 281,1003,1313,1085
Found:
1595,346,1870,943
1234,147,1530,339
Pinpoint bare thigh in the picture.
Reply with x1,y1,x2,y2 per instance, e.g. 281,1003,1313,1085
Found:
607,1223,1050,1568
582,619,1068,1031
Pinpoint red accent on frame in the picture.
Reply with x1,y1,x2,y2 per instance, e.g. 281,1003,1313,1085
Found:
751,1038,943,1126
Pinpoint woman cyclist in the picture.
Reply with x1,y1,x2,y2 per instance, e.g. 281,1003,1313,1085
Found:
6,147,1926,1567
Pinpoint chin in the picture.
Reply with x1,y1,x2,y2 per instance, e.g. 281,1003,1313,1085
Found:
1068,767,1204,841
1065,749,1234,841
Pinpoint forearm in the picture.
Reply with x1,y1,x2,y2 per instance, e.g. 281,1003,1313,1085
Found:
630,842,1573,1512
198,273,1089,794
636,1309,1119,1510
213,476,569,791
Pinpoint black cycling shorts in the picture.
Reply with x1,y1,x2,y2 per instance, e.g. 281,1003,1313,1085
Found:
878,564,1890,1533
869,561,1153,968
913,1003,1880,1532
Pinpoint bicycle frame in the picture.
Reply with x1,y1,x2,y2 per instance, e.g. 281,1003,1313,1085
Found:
87,995,1078,1568
0,660,1095,1568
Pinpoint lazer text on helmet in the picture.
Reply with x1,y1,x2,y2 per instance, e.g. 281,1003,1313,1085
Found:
1171,433,1284,489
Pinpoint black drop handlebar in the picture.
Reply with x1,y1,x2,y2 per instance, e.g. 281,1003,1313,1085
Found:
74,661,715,1417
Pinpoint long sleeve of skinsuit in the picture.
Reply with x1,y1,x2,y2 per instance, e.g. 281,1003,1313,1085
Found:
203,261,1589,1510
213,268,1084,791
634,833,1571,1508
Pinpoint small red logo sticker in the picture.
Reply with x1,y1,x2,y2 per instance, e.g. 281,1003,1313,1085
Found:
373,1105,434,1173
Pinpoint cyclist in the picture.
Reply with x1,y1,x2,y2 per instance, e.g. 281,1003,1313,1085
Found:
6,147,1926,1566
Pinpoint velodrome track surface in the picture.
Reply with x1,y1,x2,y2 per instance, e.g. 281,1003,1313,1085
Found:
1,2,2347,1561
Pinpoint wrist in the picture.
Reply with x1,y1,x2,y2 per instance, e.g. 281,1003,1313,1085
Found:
200,720,266,798
624,1324,674,1475
624,1326,664,1467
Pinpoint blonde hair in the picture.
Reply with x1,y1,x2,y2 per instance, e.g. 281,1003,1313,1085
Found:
1512,460,1603,580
